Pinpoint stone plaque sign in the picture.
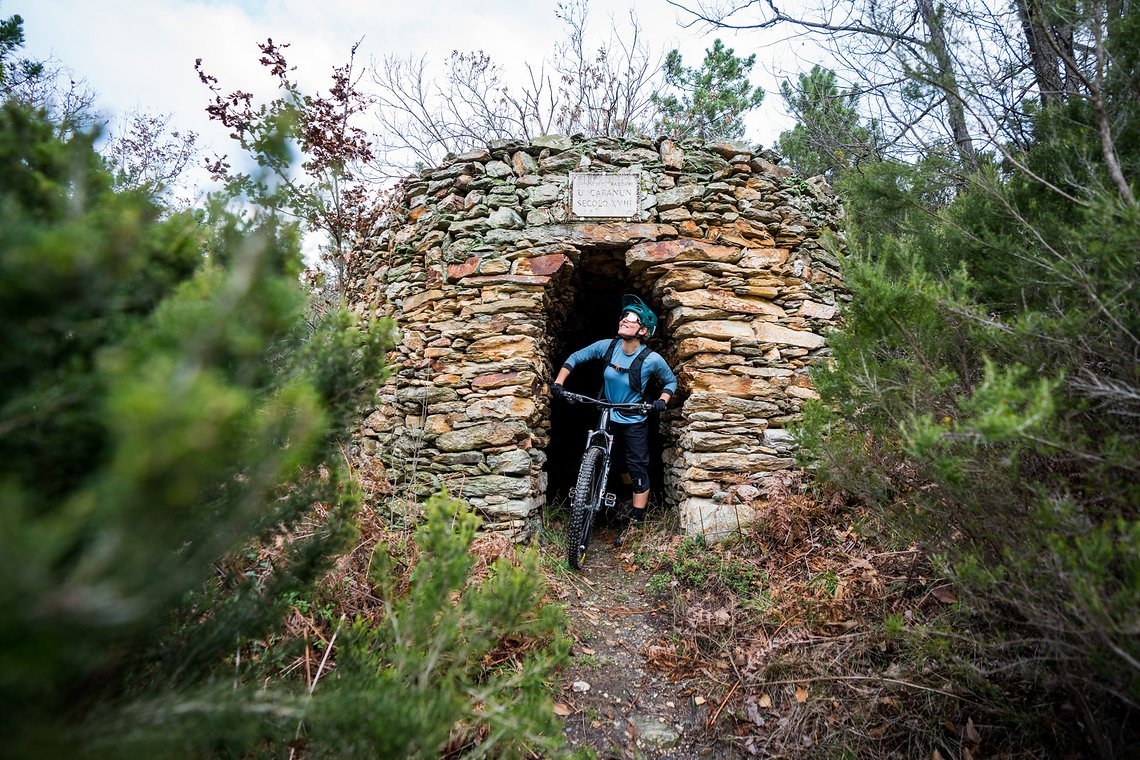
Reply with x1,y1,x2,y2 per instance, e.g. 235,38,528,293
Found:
570,172,639,218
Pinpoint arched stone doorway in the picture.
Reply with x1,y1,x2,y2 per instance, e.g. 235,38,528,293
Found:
544,243,671,512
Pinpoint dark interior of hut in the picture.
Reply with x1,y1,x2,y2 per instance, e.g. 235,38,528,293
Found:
545,247,669,516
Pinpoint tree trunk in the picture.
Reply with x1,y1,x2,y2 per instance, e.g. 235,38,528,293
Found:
917,0,976,165
1015,0,1074,104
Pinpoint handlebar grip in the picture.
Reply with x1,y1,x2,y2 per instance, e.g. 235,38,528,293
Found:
612,403,654,414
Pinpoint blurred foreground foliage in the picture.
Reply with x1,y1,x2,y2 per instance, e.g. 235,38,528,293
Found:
0,97,566,758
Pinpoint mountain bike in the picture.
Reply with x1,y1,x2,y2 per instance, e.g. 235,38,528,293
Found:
557,391,652,570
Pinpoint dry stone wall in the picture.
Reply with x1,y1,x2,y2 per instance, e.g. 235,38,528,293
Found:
346,134,846,539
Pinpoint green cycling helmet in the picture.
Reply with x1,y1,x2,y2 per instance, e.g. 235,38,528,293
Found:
620,294,658,337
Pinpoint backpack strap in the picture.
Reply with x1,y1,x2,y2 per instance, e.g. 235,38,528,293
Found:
601,340,654,401
597,337,622,400
627,345,653,398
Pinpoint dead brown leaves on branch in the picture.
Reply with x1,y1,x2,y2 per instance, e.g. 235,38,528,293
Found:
105,109,199,200
196,39,389,300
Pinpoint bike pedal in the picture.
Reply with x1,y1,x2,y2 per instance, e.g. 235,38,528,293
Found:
603,493,617,508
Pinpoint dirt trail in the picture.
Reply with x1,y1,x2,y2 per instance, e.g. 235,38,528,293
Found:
552,525,741,759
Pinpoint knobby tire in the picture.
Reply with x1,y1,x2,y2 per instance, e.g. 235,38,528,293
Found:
567,446,606,570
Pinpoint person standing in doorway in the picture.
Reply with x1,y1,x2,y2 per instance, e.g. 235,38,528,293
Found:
551,295,677,546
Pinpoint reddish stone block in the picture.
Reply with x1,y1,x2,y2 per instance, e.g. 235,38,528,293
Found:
628,237,740,269
446,256,480,282
516,253,569,277
677,220,702,237
471,372,521,389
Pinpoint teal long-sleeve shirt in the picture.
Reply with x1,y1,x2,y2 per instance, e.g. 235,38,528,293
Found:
562,339,677,424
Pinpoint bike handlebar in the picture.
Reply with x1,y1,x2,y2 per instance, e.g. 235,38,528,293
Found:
558,390,653,414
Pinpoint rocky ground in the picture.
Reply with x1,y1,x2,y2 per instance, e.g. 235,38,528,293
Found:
547,523,743,759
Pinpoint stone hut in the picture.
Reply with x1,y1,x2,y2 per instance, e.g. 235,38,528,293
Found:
345,135,845,540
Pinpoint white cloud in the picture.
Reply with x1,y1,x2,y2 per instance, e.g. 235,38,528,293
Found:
15,0,807,191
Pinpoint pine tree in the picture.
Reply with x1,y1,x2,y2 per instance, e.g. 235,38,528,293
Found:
776,65,878,178
653,39,765,141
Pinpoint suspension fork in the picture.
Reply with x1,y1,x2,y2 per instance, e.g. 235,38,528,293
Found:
583,408,616,512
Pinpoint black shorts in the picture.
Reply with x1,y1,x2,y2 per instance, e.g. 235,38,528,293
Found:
612,419,651,494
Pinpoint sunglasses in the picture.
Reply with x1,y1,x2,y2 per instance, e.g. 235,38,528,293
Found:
618,312,641,325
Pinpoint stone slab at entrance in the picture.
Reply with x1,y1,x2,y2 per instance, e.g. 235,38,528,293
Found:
346,135,846,540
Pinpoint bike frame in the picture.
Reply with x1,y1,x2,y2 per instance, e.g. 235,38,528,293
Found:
581,405,615,512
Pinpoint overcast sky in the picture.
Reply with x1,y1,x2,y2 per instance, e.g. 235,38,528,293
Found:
15,0,816,193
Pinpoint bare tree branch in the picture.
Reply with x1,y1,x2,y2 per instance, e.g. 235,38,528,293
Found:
368,0,664,177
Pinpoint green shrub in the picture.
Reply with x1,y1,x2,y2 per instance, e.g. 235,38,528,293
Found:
794,71,1140,750
298,493,570,758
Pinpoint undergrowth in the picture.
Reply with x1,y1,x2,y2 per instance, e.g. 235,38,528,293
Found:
620,471,1097,758
203,491,572,758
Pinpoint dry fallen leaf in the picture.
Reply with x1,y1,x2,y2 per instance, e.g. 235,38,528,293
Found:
932,586,958,604
553,703,573,717
580,647,596,656
758,694,772,708
694,696,707,706
932,750,945,760
966,717,981,744
795,686,809,703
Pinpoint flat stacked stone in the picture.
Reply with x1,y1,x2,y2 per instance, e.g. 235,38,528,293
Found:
346,135,846,540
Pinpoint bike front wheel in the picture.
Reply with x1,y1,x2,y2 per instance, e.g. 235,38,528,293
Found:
567,445,606,570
